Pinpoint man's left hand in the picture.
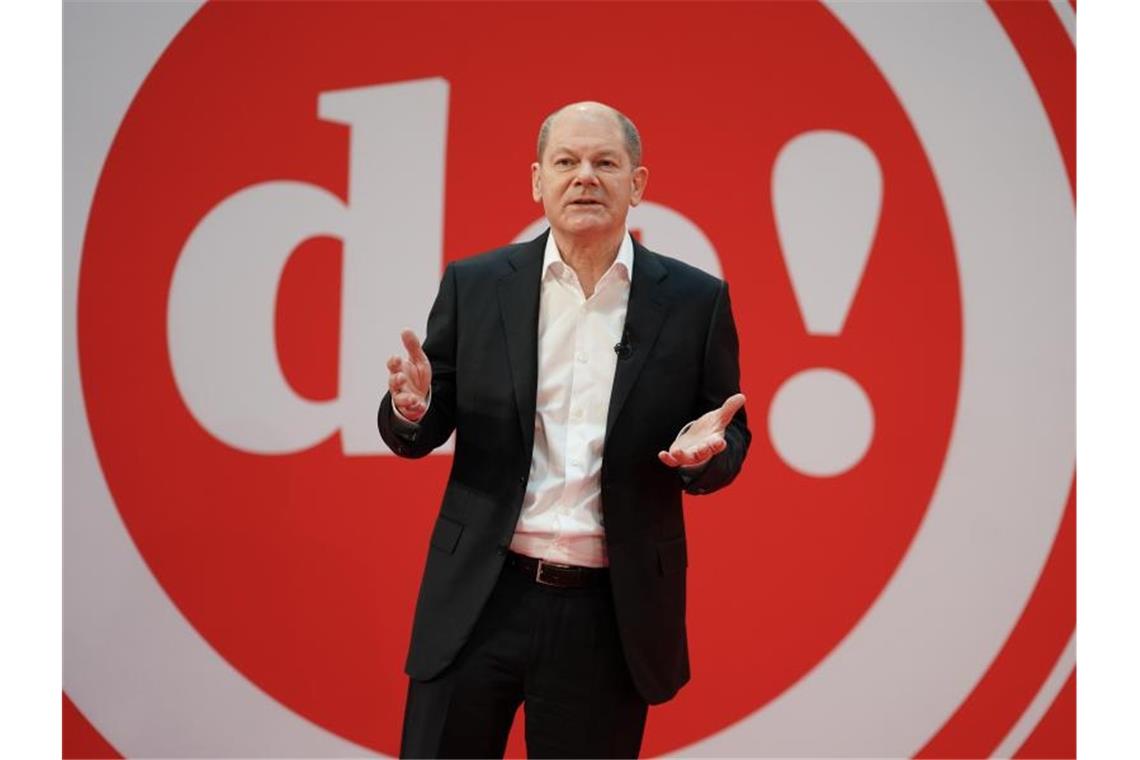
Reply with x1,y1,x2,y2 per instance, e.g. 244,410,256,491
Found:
658,393,746,470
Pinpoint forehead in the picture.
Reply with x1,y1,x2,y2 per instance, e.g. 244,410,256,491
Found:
546,110,625,154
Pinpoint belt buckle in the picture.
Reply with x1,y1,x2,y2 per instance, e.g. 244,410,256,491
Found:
535,559,569,587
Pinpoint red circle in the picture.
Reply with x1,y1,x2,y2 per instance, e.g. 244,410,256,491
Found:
78,2,960,754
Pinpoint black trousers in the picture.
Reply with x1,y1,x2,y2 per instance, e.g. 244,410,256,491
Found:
400,564,649,758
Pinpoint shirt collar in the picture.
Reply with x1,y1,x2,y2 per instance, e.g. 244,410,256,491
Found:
543,228,635,283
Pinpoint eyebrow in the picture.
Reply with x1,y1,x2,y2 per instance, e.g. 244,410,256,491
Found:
550,147,622,159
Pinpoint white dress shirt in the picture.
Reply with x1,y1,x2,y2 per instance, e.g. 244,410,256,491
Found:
393,231,633,567
507,231,633,568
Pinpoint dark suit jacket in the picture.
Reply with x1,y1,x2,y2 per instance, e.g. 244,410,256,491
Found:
378,230,750,704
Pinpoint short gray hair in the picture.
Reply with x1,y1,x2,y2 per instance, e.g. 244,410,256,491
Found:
536,104,643,167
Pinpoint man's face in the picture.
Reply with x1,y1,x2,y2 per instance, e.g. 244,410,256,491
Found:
531,108,648,241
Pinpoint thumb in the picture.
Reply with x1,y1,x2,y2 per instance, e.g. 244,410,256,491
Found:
717,393,746,427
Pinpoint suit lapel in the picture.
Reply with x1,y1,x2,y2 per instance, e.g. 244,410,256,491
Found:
498,233,545,455
605,242,669,440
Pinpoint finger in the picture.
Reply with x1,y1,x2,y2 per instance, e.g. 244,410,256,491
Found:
395,405,424,422
401,329,429,364
686,446,712,465
658,450,680,468
707,436,727,455
389,357,414,384
390,374,413,401
717,393,747,427
408,363,430,391
670,447,698,467
394,392,425,410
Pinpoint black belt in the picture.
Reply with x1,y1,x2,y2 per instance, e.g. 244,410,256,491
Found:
504,551,609,589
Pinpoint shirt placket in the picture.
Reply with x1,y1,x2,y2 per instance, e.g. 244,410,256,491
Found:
553,269,590,555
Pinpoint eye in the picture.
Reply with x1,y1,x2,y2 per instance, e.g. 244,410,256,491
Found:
554,157,574,168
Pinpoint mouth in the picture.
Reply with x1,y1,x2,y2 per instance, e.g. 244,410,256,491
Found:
568,198,604,207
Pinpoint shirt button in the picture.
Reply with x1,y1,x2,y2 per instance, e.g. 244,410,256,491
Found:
571,408,583,421
576,352,588,363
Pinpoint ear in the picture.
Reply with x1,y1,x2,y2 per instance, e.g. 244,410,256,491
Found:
531,162,542,203
629,165,649,206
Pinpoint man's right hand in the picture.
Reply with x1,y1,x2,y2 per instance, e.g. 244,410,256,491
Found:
387,329,432,423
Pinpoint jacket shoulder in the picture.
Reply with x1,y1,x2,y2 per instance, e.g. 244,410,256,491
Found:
639,246,725,300
449,237,540,279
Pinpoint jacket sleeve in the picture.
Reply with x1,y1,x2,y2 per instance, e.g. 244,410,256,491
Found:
377,263,459,458
679,280,751,495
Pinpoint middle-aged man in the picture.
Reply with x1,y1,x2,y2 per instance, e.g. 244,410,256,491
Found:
379,101,750,758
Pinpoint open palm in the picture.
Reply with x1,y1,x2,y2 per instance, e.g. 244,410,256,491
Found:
658,393,746,469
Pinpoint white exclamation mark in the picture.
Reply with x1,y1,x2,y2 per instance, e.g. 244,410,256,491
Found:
768,130,880,477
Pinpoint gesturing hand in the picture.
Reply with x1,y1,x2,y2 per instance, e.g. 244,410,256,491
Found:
658,393,746,469
386,329,432,423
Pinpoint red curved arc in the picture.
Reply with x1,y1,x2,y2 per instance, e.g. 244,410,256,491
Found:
916,2,1075,754
989,0,1076,198
63,692,122,759
1014,670,1076,759
916,479,1075,758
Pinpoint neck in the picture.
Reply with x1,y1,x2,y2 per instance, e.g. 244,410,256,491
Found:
551,227,626,297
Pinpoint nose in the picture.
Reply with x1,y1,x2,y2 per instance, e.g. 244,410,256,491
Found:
574,161,599,185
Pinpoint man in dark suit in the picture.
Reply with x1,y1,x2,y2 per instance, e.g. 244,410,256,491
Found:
379,101,749,758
